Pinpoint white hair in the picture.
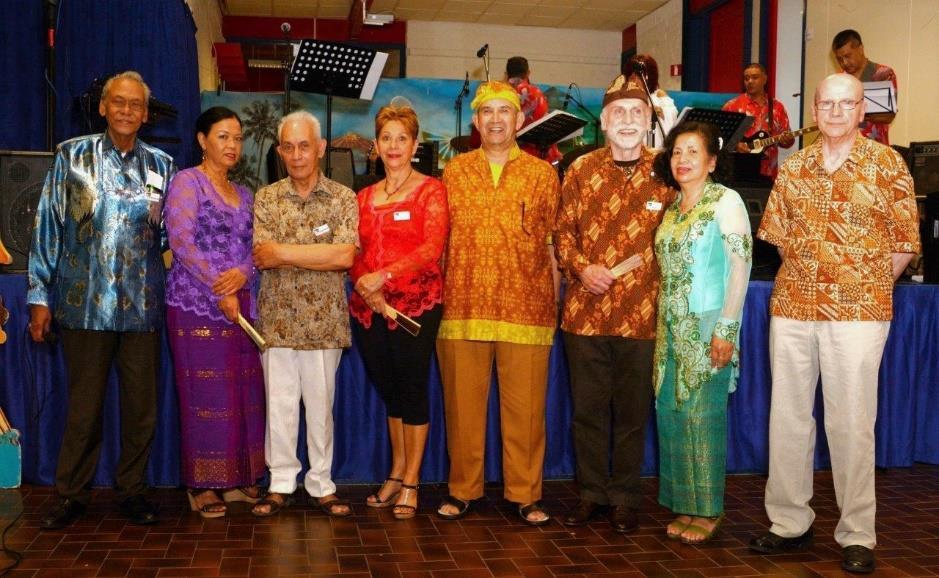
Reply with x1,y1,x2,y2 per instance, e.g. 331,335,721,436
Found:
277,110,322,143
101,70,151,103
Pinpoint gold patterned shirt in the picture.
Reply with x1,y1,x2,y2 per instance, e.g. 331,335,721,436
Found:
254,174,359,349
555,146,675,338
439,146,560,345
757,135,920,321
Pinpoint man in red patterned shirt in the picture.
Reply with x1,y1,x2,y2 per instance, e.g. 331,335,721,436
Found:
723,63,794,180
506,56,562,164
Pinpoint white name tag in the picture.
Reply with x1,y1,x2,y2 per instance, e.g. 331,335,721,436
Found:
146,170,164,191
313,223,331,237
393,211,411,221
146,190,162,203
645,200,663,211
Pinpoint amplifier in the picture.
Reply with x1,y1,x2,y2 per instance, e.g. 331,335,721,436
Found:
1,150,53,273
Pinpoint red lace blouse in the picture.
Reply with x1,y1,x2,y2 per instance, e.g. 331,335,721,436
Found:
349,176,449,329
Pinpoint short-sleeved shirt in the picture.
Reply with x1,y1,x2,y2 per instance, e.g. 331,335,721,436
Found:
722,93,792,178
858,60,897,145
555,146,675,338
254,174,359,349
439,146,560,345
757,135,920,321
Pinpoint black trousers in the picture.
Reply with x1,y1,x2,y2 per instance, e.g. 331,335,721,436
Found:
351,304,442,425
562,331,654,508
57,329,160,503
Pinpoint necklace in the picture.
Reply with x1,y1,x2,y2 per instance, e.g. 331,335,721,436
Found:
384,168,413,199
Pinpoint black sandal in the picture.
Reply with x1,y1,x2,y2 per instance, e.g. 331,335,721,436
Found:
251,493,291,517
366,477,403,509
518,501,551,526
435,495,471,520
187,489,226,519
317,495,352,518
393,485,419,520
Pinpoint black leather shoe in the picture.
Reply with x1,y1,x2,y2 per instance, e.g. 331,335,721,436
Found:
749,527,814,554
842,545,875,574
40,498,86,530
119,494,158,525
609,505,639,534
562,500,601,526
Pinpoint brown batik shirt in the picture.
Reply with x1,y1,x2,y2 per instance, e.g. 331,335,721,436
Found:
254,173,359,349
555,146,676,338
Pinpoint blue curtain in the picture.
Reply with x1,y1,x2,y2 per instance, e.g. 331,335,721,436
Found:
0,1,47,151
53,0,201,166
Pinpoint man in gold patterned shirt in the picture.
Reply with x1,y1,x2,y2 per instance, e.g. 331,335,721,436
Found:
251,111,358,518
436,81,560,525
554,75,675,533
750,74,919,574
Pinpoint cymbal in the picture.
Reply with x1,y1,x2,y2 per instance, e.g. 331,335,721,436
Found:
449,135,475,153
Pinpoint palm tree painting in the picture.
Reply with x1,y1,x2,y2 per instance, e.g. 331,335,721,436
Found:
240,100,279,182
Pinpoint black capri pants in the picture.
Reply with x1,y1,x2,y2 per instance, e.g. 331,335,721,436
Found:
351,303,443,425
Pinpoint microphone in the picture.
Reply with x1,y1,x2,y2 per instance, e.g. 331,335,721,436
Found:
633,59,646,71
476,44,488,58
280,22,291,34
461,72,470,97
562,83,573,111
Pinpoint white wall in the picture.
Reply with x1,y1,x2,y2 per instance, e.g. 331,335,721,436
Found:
775,0,806,165
804,0,939,147
636,0,683,91
186,0,225,92
406,21,622,88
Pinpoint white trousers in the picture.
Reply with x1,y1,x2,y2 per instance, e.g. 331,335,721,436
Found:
765,317,890,549
261,347,342,497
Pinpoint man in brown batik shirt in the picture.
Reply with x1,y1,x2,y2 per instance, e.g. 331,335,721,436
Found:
554,75,675,533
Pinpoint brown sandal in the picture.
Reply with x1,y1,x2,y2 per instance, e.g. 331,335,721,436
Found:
187,489,226,519
317,495,352,518
366,478,402,509
251,492,291,517
393,485,419,520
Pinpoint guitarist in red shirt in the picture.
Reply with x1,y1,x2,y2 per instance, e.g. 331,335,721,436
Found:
722,63,797,180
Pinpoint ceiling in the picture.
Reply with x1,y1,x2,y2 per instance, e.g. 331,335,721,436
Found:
222,0,668,31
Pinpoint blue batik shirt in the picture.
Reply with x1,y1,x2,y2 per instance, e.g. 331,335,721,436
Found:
28,132,176,331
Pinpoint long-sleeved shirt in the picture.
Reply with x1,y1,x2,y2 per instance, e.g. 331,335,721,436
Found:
28,132,176,331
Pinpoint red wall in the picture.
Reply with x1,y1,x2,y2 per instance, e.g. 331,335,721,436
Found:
707,0,745,93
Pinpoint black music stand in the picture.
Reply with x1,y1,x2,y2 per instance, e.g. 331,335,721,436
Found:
517,110,588,158
288,39,388,177
675,107,754,150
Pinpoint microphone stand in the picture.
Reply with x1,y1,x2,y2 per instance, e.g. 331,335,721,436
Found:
566,89,603,147
636,70,663,147
455,72,469,139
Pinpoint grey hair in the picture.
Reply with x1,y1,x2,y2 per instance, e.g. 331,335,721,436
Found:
101,70,151,103
277,110,322,142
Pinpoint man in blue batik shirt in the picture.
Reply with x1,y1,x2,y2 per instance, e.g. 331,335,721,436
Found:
28,71,176,530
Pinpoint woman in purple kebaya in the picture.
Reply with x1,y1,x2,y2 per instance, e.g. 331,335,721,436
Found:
165,107,265,518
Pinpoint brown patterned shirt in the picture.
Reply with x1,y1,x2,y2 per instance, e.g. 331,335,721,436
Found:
254,174,359,349
555,146,675,338
757,135,920,321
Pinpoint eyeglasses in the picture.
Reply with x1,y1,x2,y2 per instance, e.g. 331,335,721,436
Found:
815,99,862,111
279,142,314,156
108,97,146,113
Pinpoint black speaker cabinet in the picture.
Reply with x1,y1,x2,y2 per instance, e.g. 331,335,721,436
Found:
734,184,781,280
908,141,939,196
1,151,53,272
924,195,939,284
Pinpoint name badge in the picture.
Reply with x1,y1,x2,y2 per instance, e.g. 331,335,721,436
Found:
146,170,165,191
313,223,331,237
393,211,411,221
645,200,663,211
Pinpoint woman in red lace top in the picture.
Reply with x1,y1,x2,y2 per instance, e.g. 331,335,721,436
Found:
350,105,449,519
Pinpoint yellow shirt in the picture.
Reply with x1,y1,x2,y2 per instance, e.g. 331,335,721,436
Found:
439,146,560,345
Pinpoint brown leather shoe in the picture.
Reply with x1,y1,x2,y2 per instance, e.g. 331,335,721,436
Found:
562,500,601,526
609,505,638,534
842,545,875,574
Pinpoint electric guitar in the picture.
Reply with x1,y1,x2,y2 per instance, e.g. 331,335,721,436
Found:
742,126,819,154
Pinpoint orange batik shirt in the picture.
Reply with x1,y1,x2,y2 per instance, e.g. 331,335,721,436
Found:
439,146,560,345
757,135,920,321
555,147,676,338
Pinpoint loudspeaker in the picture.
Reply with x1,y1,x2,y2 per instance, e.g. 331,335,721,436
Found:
323,147,355,190
375,141,440,177
1,151,53,273
735,184,781,280
908,141,939,196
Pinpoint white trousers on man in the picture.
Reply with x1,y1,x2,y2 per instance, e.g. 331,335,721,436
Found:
261,347,342,497
765,317,890,550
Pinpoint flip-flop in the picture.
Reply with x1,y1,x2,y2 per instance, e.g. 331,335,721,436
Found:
435,495,471,520
667,515,692,540
518,502,551,527
251,493,291,517
366,478,403,509
680,513,725,545
317,495,352,518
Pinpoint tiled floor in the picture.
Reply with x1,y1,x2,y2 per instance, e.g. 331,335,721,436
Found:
1,465,938,577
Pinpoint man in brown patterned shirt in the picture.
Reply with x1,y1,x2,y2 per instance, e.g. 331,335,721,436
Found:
251,110,358,518
555,75,675,533
750,74,919,574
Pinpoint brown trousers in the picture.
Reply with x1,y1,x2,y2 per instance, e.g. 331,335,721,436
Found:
436,338,550,504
